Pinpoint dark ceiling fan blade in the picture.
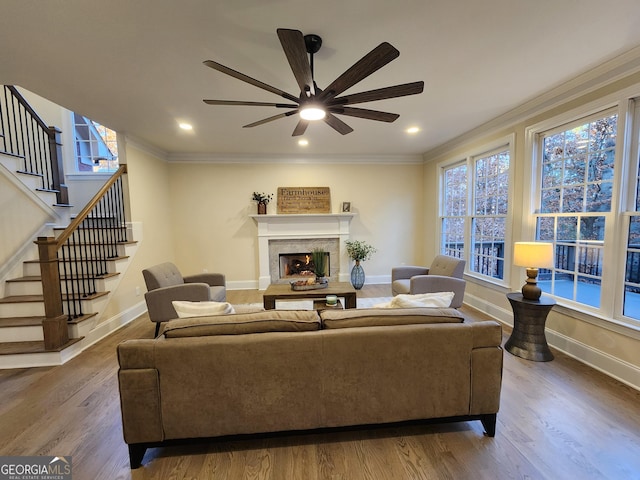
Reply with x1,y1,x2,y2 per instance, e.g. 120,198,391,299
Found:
243,110,297,128
323,113,354,135
277,29,315,96
328,81,424,106
319,42,399,101
292,120,309,136
203,60,299,103
204,99,298,108
330,106,399,123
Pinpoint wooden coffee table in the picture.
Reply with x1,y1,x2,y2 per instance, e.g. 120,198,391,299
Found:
263,282,357,310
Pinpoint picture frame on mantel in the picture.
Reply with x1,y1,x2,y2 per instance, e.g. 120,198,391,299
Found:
342,202,351,212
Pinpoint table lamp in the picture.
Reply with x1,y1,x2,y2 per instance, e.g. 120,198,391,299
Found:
513,242,554,301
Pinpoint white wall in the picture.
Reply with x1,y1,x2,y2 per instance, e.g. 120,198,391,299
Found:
166,160,425,288
97,139,176,322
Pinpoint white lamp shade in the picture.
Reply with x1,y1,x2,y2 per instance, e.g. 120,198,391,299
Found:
513,242,554,269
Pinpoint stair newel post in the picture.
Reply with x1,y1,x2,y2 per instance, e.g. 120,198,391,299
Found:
36,236,69,350
48,126,69,205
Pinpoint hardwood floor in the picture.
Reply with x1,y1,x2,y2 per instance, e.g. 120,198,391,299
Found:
1,285,639,479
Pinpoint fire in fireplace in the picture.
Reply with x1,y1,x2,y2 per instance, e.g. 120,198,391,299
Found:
279,252,330,278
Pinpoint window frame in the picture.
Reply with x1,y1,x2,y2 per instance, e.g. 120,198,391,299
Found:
524,94,640,335
437,134,515,287
61,111,119,178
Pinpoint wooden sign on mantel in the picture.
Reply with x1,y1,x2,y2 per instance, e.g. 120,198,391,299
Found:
277,187,331,214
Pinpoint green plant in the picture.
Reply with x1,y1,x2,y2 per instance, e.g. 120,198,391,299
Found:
252,192,273,204
311,248,327,277
345,240,376,262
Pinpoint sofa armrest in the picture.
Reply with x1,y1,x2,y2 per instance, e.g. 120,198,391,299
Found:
391,266,430,282
144,283,211,323
469,322,503,417
409,275,466,308
184,272,226,287
117,340,164,446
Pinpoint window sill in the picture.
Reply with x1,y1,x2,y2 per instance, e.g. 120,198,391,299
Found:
552,301,640,341
66,173,114,180
464,272,511,293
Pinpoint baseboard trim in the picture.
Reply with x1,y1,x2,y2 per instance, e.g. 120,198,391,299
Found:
78,300,147,351
464,292,640,391
0,300,147,369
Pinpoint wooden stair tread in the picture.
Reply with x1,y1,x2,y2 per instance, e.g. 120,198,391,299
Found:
5,276,41,283
67,312,98,325
0,313,97,328
0,295,45,303
0,150,25,159
0,316,44,327
16,170,43,177
0,337,83,355
0,291,109,303
6,272,120,283
24,255,129,264
64,240,137,246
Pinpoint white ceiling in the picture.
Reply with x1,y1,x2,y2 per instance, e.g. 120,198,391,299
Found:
2,0,640,159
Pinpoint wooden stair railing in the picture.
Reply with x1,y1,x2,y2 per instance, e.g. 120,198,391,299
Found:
36,165,128,350
0,85,68,205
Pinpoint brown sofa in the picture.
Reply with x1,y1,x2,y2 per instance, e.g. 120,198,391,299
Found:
117,307,503,468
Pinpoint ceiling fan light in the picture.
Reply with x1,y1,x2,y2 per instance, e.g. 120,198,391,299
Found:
299,105,326,121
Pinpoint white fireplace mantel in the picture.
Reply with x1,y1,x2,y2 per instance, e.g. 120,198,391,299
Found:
250,213,356,289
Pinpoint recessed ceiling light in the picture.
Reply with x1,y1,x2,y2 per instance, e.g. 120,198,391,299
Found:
298,139,309,146
179,122,193,130
406,126,420,134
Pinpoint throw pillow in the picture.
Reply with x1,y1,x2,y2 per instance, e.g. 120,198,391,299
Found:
374,292,454,309
172,300,235,318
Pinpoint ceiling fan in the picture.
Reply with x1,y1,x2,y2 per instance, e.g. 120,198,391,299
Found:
203,28,424,136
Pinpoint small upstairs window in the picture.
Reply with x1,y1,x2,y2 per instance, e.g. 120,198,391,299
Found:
73,112,118,173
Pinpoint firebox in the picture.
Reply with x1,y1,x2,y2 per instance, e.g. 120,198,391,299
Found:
279,252,330,279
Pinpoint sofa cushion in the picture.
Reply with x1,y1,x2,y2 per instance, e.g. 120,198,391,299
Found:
320,307,464,329
172,300,235,318
163,310,321,337
375,292,454,308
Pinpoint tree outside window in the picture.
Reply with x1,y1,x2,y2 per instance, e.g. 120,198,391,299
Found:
441,163,467,259
440,140,512,282
535,113,617,308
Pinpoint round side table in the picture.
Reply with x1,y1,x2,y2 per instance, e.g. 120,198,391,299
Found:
505,292,555,362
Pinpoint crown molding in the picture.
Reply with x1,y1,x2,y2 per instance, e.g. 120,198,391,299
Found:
423,44,640,163
123,134,169,162
165,152,424,165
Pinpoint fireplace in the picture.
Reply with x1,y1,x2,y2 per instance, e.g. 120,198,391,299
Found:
251,213,355,289
279,252,330,279
269,238,339,284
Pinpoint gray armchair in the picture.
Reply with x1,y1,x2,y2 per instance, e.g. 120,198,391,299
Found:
142,262,226,336
391,255,466,308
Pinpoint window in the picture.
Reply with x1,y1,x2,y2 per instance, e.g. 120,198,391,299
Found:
534,111,617,310
73,112,118,173
439,137,513,282
623,102,640,320
471,149,509,279
441,163,467,259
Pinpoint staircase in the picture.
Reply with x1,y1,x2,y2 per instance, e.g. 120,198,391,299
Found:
0,86,139,369
0,153,138,368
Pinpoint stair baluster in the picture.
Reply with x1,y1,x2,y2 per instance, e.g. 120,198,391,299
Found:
37,165,128,349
